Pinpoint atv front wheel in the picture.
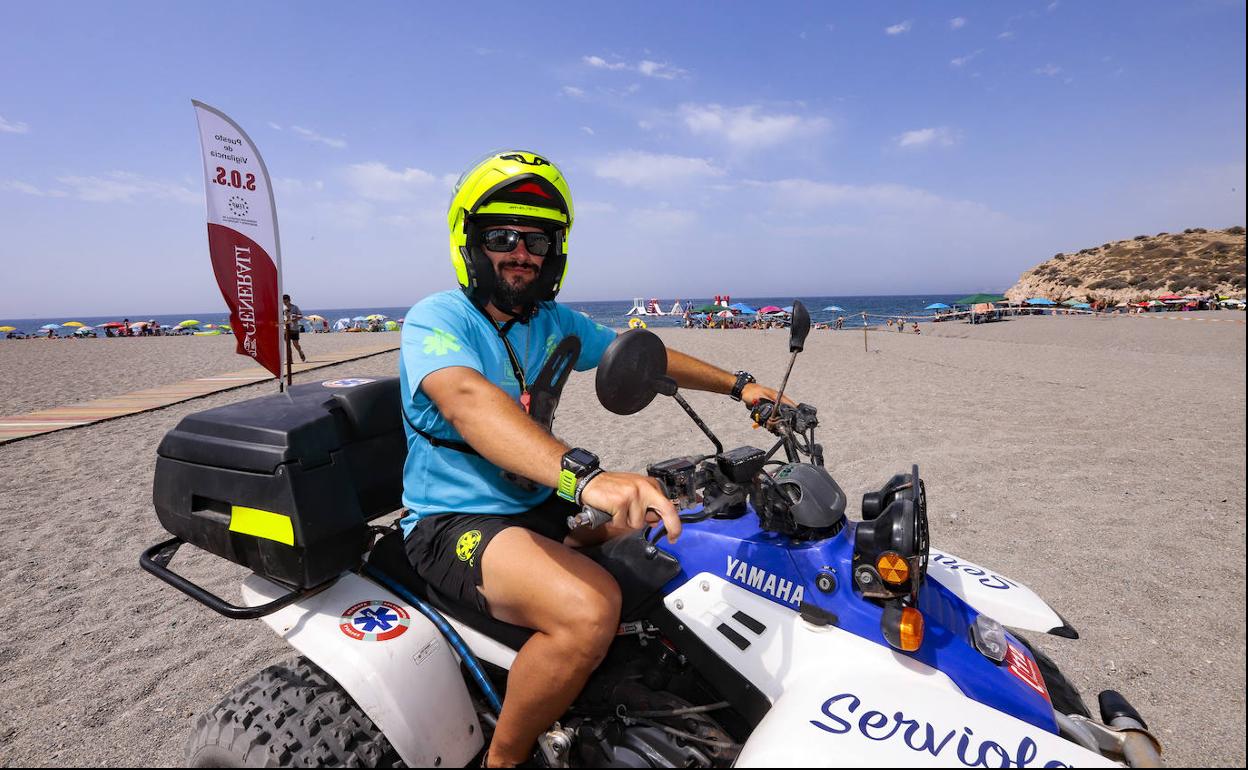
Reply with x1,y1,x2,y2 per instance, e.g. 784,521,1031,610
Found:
187,656,405,767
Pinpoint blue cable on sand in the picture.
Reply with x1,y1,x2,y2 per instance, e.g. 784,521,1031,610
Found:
362,563,504,713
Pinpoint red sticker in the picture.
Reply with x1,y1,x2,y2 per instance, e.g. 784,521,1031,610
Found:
1005,643,1050,700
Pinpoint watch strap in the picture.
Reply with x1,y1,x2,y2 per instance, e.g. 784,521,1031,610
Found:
730,371,756,401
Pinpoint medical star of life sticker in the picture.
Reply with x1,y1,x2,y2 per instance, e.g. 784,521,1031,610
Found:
340,600,411,641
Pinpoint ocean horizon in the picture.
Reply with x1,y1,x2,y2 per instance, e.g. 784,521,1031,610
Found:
2,293,981,333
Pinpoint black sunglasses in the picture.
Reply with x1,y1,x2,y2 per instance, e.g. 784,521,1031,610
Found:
480,228,553,257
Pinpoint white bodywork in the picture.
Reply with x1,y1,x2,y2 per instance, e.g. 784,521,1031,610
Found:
664,573,1113,768
242,573,483,768
927,548,1067,633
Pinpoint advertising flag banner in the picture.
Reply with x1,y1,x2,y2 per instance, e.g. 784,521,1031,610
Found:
192,100,284,379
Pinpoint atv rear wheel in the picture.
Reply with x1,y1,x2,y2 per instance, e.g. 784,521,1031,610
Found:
1015,635,1091,719
186,656,405,767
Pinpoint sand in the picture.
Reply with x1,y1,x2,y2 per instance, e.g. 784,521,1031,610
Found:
0,312,1243,767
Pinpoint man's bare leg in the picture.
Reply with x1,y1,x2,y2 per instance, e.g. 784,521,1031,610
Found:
479,528,622,767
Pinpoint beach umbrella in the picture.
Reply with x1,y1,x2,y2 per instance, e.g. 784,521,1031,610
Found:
955,293,1006,305
366,313,388,320
1026,298,1056,306
384,320,400,331
100,321,127,328
758,305,783,314
1072,303,1091,309
178,319,200,328
0,326,16,332
40,323,60,330
352,315,368,321
62,321,85,327
824,305,847,312
730,302,757,314
691,304,723,314
305,314,326,322
782,305,794,313
193,329,223,336
1060,299,1083,307
716,310,734,318
923,303,949,310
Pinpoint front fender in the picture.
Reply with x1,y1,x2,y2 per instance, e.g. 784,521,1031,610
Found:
242,572,483,768
735,669,1114,767
927,548,1076,636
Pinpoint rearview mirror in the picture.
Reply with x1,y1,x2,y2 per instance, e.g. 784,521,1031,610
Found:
595,329,670,415
789,300,811,353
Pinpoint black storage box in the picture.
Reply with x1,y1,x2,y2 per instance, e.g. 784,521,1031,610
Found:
153,376,406,588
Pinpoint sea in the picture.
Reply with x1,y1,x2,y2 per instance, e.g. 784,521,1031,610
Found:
1,294,971,335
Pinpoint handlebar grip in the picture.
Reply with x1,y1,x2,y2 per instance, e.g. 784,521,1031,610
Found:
567,505,614,530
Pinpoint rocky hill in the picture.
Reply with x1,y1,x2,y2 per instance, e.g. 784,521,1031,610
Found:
1005,226,1246,305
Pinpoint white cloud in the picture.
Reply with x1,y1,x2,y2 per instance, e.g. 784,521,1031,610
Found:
885,20,913,36
561,85,586,98
626,206,696,230
1033,63,1062,77
951,50,983,68
2,180,66,197
580,126,595,135
290,125,346,149
679,103,829,151
897,127,958,149
594,151,724,188
1047,1,1060,11
0,115,30,134
343,162,441,202
755,178,998,219
998,30,1016,40
272,177,325,194
584,54,686,79
949,17,967,30
53,172,199,204
268,121,283,131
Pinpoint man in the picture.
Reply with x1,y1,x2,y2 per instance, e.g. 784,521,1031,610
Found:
400,150,790,767
282,294,306,362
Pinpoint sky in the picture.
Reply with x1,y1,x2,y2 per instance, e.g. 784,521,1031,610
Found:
1,1,1244,317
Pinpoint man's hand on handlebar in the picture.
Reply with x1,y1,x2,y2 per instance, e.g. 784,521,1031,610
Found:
741,383,797,409
579,472,682,543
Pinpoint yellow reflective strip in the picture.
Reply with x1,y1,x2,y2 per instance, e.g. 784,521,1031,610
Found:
229,505,295,546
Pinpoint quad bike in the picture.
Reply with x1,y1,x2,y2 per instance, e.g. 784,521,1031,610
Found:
142,301,1163,767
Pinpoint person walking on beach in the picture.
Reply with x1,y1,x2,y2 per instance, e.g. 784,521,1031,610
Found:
400,150,795,768
282,294,307,362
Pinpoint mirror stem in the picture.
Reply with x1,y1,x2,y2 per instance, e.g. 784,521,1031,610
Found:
672,391,724,455
768,351,798,430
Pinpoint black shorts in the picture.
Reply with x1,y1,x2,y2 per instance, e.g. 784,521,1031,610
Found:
288,329,301,341
405,494,578,613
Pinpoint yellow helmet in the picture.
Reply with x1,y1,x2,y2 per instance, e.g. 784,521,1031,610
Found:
447,150,574,309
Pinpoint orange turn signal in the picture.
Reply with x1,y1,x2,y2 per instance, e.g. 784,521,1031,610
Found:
898,607,924,652
876,552,910,585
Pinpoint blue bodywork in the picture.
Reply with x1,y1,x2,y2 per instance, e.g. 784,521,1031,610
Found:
652,507,1059,733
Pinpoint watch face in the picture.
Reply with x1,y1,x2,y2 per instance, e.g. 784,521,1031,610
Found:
565,448,598,471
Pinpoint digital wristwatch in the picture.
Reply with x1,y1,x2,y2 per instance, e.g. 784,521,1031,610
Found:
557,448,601,504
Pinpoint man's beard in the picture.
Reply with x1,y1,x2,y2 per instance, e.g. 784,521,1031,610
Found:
491,264,543,310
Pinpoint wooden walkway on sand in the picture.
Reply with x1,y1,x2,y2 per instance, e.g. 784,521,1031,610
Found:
0,341,400,445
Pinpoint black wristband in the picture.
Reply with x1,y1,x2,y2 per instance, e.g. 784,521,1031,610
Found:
730,370,756,401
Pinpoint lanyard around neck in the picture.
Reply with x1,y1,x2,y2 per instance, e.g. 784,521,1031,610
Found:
492,318,529,394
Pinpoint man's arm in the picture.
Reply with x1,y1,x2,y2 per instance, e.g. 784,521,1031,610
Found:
421,366,681,540
666,348,794,407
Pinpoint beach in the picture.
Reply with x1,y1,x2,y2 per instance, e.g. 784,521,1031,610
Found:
0,312,1244,767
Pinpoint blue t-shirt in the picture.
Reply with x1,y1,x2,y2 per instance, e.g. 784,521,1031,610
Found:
398,290,617,537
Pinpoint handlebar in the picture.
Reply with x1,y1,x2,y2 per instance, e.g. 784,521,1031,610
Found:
566,504,614,531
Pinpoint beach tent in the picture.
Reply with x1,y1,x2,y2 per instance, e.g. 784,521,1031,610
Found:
955,293,1006,305
923,303,949,310
692,304,723,314
1026,298,1056,306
